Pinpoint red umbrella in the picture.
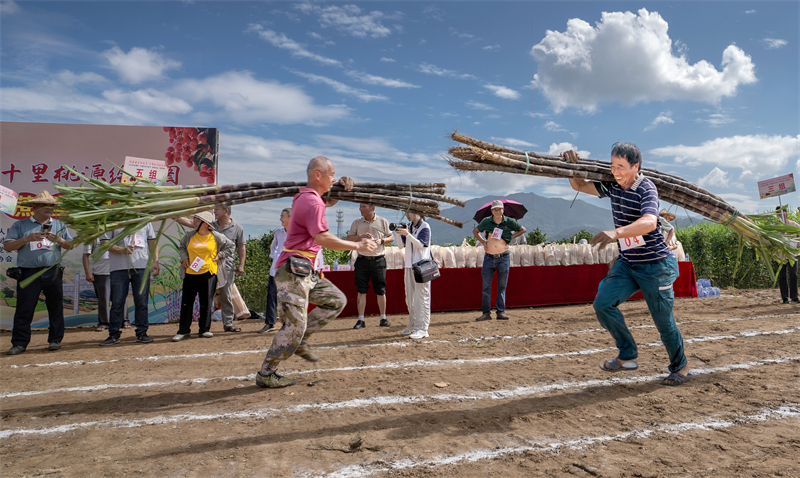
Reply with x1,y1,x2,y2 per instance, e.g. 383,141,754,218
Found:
473,199,528,222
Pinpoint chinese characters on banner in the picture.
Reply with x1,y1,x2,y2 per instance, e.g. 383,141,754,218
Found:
122,156,169,185
757,174,796,200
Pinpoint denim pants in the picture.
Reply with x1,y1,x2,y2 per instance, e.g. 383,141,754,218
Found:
481,251,510,314
593,255,687,373
109,269,149,338
265,275,278,327
12,267,64,347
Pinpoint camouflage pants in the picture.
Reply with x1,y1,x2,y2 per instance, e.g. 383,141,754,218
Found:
259,266,346,375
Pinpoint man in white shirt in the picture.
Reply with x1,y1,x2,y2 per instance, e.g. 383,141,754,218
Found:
258,208,291,333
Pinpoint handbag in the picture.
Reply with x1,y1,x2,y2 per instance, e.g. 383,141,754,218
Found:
6,267,22,281
230,283,251,319
412,259,440,283
285,255,312,277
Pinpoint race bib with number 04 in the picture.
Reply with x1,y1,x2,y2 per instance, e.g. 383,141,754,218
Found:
189,257,206,272
618,235,646,251
30,238,54,251
491,228,503,240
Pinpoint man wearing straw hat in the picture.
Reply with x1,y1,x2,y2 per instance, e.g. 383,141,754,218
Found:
98,221,160,346
255,156,377,389
3,191,73,355
562,144,691,387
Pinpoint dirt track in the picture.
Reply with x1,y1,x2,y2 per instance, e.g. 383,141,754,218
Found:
1,289,799,478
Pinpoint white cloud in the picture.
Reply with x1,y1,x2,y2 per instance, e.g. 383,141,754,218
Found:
0,0,20,15
449,27,476,40
308,32,325,40
102,88,193,114
484,84,520,100
547,142,591,158
531,8,757,112
718,193,761,214
644,111,674,131
247,25,342,67
422,6,444,21
53,70,107,86
466,100,494,110
416,62,477,80
292,70,388,102
346,71,420,88
379,57,396,63
695,112,734,127
296,4,400,38
490,137,537,149
650,134,800,179
102,46,181,84
697,167,730,188
763,38,788,49
527,112,550,118
544,121,567,132
744,10,757,14
173,71,350,124
483,45,501,51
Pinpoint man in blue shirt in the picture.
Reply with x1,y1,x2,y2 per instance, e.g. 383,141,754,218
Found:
563,144,691,387
3,191,73,355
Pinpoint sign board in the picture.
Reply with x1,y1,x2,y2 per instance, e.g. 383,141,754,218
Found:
758,174,796,199
122,156,169,185
0,185,17,216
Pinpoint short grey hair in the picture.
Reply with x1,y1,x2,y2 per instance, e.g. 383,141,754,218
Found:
307,156,333,178
281,208,292,216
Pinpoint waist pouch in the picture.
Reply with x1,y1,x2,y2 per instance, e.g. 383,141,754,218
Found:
285,255,313,277
412,259,440,284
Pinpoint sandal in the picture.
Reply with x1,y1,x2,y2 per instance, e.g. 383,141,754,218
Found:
661,371,692,386
224,326,242,332
600,357,639,372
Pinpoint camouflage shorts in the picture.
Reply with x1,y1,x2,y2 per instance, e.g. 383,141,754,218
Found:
259,266,346,375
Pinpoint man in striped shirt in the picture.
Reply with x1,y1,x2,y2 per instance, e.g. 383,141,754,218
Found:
562,143,691,386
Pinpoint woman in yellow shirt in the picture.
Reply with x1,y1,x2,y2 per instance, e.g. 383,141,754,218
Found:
174,211,234,341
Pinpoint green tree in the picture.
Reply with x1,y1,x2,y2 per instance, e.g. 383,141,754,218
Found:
527,227,547,245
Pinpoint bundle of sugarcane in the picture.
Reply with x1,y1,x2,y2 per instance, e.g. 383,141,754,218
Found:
54,166,465,252
447,132,800,274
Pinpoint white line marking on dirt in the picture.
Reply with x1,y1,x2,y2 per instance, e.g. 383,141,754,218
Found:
2,326,798,399
1,356,797,440
317,403,800,478
5,312,797,370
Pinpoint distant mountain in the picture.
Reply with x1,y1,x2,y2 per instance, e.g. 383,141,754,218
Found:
432,192,616,245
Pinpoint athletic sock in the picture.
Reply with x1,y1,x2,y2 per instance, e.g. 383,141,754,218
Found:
380,315,386,320
358,315,365,321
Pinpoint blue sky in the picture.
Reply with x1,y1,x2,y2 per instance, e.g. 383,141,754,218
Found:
1,1,798,234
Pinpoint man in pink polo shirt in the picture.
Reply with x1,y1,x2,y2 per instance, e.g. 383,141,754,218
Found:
256,156,377,388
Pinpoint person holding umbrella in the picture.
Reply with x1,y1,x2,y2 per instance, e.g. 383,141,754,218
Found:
473,199,526,321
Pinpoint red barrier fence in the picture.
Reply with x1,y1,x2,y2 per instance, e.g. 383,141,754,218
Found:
323,262,698,318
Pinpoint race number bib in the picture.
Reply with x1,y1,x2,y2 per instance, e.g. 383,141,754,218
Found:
618,235,646,251
131,234,145,248
101,251,110,260
189,256,206,272
491,228,503,240
30,238,54,251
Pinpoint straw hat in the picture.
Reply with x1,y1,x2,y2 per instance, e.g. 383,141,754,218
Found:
21,190,58,206
659,208,676,222
193,210,216,230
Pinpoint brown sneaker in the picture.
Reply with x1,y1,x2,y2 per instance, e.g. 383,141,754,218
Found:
495,313,510,320
294,341,319,362
475,313,492,321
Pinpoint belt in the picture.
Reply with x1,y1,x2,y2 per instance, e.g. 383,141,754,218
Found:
357,255,384,260
488,251,510,259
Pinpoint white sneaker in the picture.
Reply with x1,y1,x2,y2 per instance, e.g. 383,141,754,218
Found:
201,331,214,338
400,328,414,336
409,330,429,339
172,334,187,342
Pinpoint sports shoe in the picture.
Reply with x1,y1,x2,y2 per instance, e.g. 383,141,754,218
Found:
294,341,319,362
793,298,800,303
255,372,297,388
7,345,26,355
353,320,365,329
257,325,277,333
783,298,790,304
400,328,414,336
224,325,242,332
475,313,492,321
136,334,154,343
200,331,214,338
495,312,510,320
48,342,62,351
409,330,429,339
172,334,188,342
379,318,391,327
100,336,120,346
